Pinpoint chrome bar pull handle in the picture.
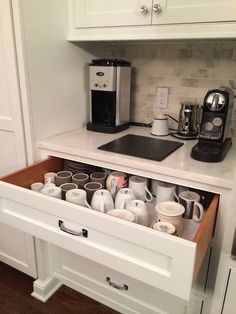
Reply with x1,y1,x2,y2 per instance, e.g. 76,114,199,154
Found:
153,3,162,13
58,220,88,238
106,277,128,291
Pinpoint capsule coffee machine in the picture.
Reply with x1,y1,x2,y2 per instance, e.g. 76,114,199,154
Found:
191,87,235,162
87,59,131,133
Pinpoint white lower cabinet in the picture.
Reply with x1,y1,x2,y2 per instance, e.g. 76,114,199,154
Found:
0,156,218,313
52,246,204,314
222,268,236,314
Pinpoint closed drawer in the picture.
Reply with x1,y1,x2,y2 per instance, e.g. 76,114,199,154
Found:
52,247,203,314
0,157,218,301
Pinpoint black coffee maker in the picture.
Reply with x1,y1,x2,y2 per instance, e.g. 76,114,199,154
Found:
191,87,235,162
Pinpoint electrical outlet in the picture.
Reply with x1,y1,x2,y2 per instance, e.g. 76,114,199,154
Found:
156,87,168,109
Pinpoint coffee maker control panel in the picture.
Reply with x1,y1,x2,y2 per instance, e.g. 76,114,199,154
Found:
89,66,116,92
200,112,224,140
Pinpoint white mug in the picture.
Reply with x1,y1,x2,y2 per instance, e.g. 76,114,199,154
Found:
155,201,185,236
115,188,135,209
126,199,150,226
128,176,152,202
44,172,56,184
91,189,114,213
177,191,204,222
40,186,62,199
66,189,90,208
155,181,176,203
107,209,136,223
31,182,43,192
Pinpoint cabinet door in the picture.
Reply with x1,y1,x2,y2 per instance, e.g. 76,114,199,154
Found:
222,268,236,314
152,0,236,25
73,0,152,28
0,0,27,175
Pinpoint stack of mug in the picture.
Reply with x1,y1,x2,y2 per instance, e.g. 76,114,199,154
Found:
152,180,204,236
30,169,155,227
30,168,205,235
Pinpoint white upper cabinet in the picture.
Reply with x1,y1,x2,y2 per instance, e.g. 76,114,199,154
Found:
68,0,236,40
152,0,236,25
74,0,152,27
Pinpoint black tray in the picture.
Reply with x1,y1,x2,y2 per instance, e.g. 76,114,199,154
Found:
98,134,183,162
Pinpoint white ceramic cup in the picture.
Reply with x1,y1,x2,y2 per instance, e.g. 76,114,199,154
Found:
66,189,90,208
107,209,135,223
44,172,56,184
155,201,185,236
91,189,114,213
40,186,62,199
177,191,204,222
155,181,176,203
31,182,43,192
114,188,135,209
128,176,152,202
126,199,150,226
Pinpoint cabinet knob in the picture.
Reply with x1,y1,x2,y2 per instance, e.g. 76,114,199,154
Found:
140,4,148,14
153,3,162,13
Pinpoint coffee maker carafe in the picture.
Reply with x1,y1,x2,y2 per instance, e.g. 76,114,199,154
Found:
87,59,131,133
191,87,235,162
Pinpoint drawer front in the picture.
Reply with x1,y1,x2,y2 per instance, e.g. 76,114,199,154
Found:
52,247,189,314
0,157,218,301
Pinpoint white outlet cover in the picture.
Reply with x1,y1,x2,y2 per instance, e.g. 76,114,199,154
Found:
156,87,168,109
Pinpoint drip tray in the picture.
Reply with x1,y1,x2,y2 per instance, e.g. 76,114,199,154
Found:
98,134,183,162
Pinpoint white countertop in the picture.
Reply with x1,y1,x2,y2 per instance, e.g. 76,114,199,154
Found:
37,126,236,190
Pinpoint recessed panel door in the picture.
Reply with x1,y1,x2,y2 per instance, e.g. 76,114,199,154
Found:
152,0,236,25
74,0,152,28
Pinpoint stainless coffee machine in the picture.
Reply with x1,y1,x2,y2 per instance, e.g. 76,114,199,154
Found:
191,87,235,162
176,103,200,139
87,59,131,133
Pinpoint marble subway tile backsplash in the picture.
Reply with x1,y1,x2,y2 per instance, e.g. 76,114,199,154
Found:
106,40,236,132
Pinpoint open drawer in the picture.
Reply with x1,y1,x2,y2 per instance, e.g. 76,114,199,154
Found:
0,157,218,301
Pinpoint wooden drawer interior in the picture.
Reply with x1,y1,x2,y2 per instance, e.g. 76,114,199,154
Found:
1,157,63,188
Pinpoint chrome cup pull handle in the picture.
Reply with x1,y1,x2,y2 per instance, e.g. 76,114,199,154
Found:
106,277,128,291
153,3,162,13
140,4,148,14
58,220,88,237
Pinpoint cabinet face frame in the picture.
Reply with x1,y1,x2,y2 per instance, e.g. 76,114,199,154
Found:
0,156,218,301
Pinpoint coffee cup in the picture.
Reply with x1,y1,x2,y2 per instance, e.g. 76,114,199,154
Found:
66,189,90,208
128,176,152,202
84,182,102,204
72,173,89,189
60,183,78,200
114,188,135,209
55,171,72,187
91,189,114,213
152,221,177,236
40,186,62,199
126,199,150,226
155,181,176,203
31,182,43,192
177,191,204,222
106,171,128,197
44,172,56,184
107,209,135,223
90,172,107,188
155,201,185,236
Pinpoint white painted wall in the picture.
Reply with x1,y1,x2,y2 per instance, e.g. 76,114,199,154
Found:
18,0,95,160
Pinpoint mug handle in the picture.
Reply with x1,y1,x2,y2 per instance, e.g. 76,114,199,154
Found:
193,202,204,222
85,200,91,209
174,192,179,201
145,187,153,202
